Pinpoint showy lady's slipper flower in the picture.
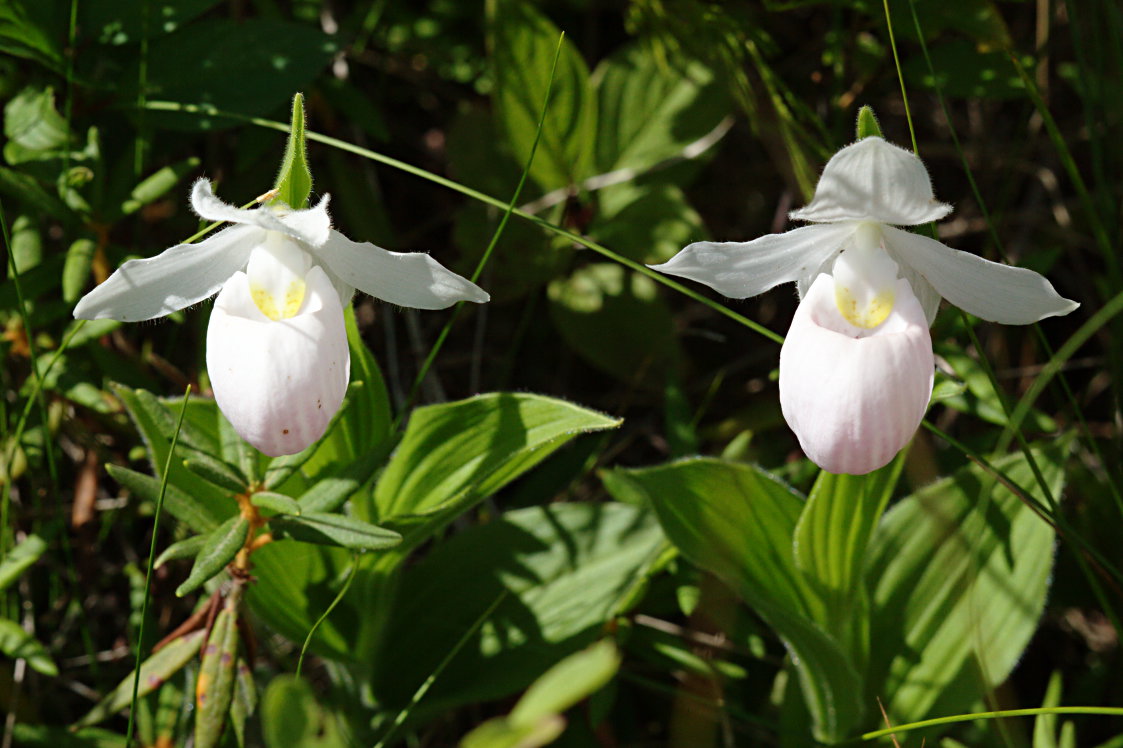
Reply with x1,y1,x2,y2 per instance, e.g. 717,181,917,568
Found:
74,179,489,456
652,134,1077,474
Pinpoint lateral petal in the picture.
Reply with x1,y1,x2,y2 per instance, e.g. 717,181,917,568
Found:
883,226,1079,324
190,179,332,248
790,137,953,226
72,225,260,322
780,274,934,475
206,265,350,456
316,229,489,309
650,223,857,299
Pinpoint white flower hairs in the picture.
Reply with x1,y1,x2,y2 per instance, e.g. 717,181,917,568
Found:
652,118,1077,474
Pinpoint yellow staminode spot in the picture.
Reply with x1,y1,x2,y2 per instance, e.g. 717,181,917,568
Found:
831,222,899,330
835,282,895,329
245,234,313,322
250,278,306,321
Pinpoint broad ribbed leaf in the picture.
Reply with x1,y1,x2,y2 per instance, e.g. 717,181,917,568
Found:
372,503,663,716
592,44,727,174
76,630,205,726
792,456,903,659
176,515,249,597
606,458,865,742
489,0,595,188
866,442,1068,724
375,393,619,532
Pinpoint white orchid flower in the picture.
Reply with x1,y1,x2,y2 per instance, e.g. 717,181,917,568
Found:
651,136,1077,474
74,179,489,457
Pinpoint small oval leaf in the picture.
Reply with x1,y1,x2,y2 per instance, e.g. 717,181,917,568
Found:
269,512,400,551
251,491,302,516
176,515,250,598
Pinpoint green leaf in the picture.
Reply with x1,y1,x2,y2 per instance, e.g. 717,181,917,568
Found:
509,639,620,727
488,0,595,188
252,491,302,516
76,630,206,727
3,86,69,153
938,349,1057,431
261,674,348,748
118,157,201,217
154,534,207,568
0,618,56,676
0,533,46,592
460,717,564,748
0,3,62,72
61,238,96,303
339,306,393,458
372,503,663,716
375,393,619,533
605,458,865,742
195,595,241,748
296,446,386,514
111,384,234,531
791,457,903,659
176,515,249,597
272,93,312,210
856,105,883,139
142,20,338,131
865,441,1068,725
269,512,400,551
547,263,679,383
12,724,126,747
590,184,705,265
229,658,256,748
106,464,224,534
592,44,727,174
11,214,41,272
182,446,248,493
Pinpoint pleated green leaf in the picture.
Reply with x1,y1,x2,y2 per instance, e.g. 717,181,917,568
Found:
375,393,619,544
489,0,595,188
865,441,1068,725
605,458,865,742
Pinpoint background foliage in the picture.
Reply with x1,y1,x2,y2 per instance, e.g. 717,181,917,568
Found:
1,0,1121,746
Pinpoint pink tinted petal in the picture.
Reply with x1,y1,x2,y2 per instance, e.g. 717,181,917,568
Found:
779,274,934,475
206,266,350,456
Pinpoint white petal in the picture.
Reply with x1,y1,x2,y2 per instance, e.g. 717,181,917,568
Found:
896,262,941,325
780,274,934,475
649,223,857,299
72,225,260,322
206,265,350,456
315,229,489,309
190,179,332,248
790,137,953,226
883,226,1080,324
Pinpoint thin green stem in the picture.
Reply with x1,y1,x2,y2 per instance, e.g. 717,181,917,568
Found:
0,200,59,554
399,33,565,422
881,0,918,155
372,590,508,748
858,706,1123,743
126,386,192,747
296,553,359,678
142,100,784,346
